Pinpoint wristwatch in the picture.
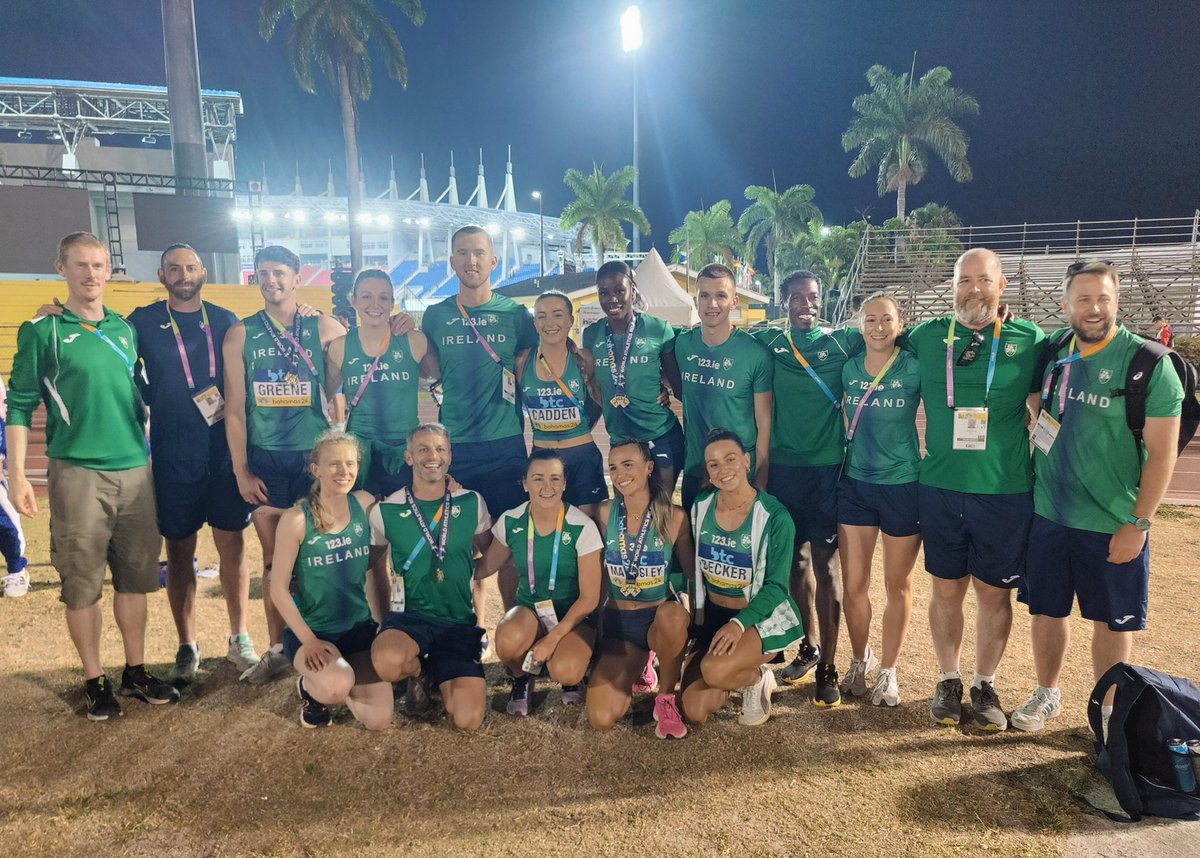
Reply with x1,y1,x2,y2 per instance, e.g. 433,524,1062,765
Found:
1126,514,1152,532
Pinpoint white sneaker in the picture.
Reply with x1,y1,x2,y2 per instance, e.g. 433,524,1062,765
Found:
227,633,259,673
1010,686,1062,733
738,665,777,727
840,645,879,697
239,648,291,684
870,667,901,707
3,569,30,597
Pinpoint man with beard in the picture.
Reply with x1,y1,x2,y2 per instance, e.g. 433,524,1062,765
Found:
907,248,1045,731
1010,260,1181,733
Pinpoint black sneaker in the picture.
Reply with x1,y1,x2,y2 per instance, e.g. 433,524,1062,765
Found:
781,641,821,686
84,675,123,721
969,681,1009,732
930,677,964,726
813,663,841,708
297,677,331,729
119,665,181,705
506,675,533,716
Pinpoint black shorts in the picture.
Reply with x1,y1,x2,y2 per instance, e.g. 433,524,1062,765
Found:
152,460,252,541
768,462,841,548
247,445,311,510
550,441,608,508
647,422,685,483
450,435,527,519
379,611,485,687
837,477,920,537
690,602,740,656
359,439,412,498
282,618,377,663
918,484,1033,589
600,603,658,651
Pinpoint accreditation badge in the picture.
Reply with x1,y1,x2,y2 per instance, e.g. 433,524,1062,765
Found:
502,367,517,405
389,575,406,613
1030,411,1061,455
192,384,225,426
534,599,559,633
952,407,989,451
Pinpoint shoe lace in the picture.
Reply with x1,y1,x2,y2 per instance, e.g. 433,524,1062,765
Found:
656,694,681,722
936,679,960,705
1017,688,1053,717
978,682,1001,710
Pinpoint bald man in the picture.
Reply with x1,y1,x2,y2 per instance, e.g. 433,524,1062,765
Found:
905,249,1045,731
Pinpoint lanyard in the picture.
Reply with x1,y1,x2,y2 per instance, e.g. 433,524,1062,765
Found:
166,304,216,390
604,314,639,399
401,485,452,573
946,317,1002,409
787,331,841,410
456,300,503,365
617,499,655,592
259,310,317,377
349,332,390,409
537,351,584,412
1041,330,1118,417
78,322,133,375
845,348,901,442
526,503,566,595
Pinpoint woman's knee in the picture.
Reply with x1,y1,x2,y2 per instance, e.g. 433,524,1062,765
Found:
548,655,588,687
449,701,485,732
699,654,737,691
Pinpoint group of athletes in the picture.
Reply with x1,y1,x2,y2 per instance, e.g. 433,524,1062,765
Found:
2,226,1183,740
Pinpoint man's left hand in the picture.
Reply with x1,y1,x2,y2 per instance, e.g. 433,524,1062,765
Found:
1107,523,1147,565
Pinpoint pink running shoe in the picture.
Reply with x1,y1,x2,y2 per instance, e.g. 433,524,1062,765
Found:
653,693,688,739
632,651,658,693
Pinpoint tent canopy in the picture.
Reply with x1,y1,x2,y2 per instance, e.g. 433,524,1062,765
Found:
634,247,699,327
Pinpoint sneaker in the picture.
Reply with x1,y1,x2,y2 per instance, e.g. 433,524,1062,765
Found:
870,667,901,708
403,675,435,719
781,641,820,685
507,675,532,716
479,632,490,661
168,643,200,684
84,675,123,721
3,566,29,598
931,677,964,725
226,634,258,673
632,651,658,693
739,665,778,726
813,663,841,708
118,665,181,705
840,646,879,698
1010,686,1062,733
239,648,291,684
970,681,1008,732
297,677,331,728
561,684,585,706
653,693,687,739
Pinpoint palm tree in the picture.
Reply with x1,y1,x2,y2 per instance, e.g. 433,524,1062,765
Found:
842,64,979,219
668,201,745,268
260,0,426,272
738,183,822,299
558,164,650,262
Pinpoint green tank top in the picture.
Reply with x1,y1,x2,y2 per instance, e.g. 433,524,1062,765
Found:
291,495,372,634
603,499,675,603
343,330,419,444
696,497,756,599
520,351,592,443
242,312,328,451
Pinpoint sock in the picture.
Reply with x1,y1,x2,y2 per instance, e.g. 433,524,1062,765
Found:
939,670,961,682
972,673,995,690
1039,684,1060,697
182,641,198,652
1102,704,1113,718
229,633,247,644
268,643,284,655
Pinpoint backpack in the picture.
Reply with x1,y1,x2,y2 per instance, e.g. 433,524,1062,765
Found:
1040,329,1200,456
1088,663,1200,821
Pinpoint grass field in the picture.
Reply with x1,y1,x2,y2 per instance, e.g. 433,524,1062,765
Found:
2,507,1199,856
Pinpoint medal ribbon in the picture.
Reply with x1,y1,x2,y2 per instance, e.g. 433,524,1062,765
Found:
526,503,566,596
845,347,901,442
456,300,503,365
259,310,318,377
946,317,1002,409
617,499,655,594
166,303,216,391
604,314,639,402
787,331,841,410
401,484,452,573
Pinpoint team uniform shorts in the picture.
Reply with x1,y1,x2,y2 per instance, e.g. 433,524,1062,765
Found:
768,462,841,549
451,435,527,519
283,618,378,663
918,484,1033,589
358,439,412,498
1019,514,1150,631
379,611,485,686
515,598,598,635
837,477,920,537
535,441,608,508
247,445,312,510
599,603,663,652
646,422,685,483
152,459,252,540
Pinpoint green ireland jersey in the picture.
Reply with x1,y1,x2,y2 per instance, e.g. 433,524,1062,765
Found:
520,351,592,443
1034,326,1183,534
291,495,373,635
491,502,603,611
907,316,1046,494
370,488,490,625
420,293,537,442
242,312,328,452
753,326,864,467
603,500,679,602
675,328,774,479
7,308,147,470
842,351,922,484
691,490,803,653
582,313,679,441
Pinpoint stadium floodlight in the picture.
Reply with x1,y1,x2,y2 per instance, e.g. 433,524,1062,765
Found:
820,226,831,237
620,6,643,52
258,210,275,222
485,222,502,237
290,209,308,222
419,217,432,228
512,227,527,241
376,213,391,227
356,212,374,225
324,211,339,224
232,209,250,222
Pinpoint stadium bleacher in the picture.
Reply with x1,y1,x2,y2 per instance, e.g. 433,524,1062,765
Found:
388,259,420,287
407,264,453,298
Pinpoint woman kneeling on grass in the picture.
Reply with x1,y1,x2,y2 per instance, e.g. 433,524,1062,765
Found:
681,430,802,728
480,449,603,715
587,440,695,739
270,430,393,729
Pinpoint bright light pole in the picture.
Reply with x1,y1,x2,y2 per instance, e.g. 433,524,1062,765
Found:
621,5,643,255
532,190,545,277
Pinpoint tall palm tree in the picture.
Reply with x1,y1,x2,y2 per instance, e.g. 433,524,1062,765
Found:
559,164,650,262
668,201,745,268
260,0,426,273
738,183,822,298
842,64,979,219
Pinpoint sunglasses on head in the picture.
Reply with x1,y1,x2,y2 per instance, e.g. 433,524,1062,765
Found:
1065,259,1115,276
956,328,986,366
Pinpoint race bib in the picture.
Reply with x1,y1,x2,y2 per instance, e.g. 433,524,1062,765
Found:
952,407,989,451
252,369,312,408
527,400,582,433
192,384,225,426
1030,411,1060,455
698,545,753,591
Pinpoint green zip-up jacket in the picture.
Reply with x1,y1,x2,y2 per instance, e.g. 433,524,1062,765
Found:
7,307,148,471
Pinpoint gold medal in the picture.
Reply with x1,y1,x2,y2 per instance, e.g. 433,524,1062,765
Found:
436,567,444,583
610,395,631,408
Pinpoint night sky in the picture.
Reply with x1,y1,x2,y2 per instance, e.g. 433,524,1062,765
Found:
4,0,1199,259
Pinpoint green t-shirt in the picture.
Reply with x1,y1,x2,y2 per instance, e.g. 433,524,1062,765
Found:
7,308,148,471
520,351,592,443
675,328,774,479
343,330,419,445
753,327,865,467
291,495,373,635
491,502,604,610
370,488,490,626
843,350,922,484
582,313,679,441
1033,326,1184,533
907,316,1046,494
603,500,679,602
242,312,328,452
420,293,537,443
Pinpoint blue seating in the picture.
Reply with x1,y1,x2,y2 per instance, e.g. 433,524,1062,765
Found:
388,259,419,286
407,265,452,298
497,263,541,288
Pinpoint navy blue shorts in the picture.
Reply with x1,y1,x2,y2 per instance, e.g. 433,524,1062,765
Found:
283,618,377,662
690,602,739,656
247,445,311,510
152,460,252,541
918,484,1032,589
600,603,658,651
538,441,608,508
767,462,841,549
450,435,527,519
838,477,920,537
647,421,685,483
378,611,485,687
359,439,412,498
1019,515,1150,631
